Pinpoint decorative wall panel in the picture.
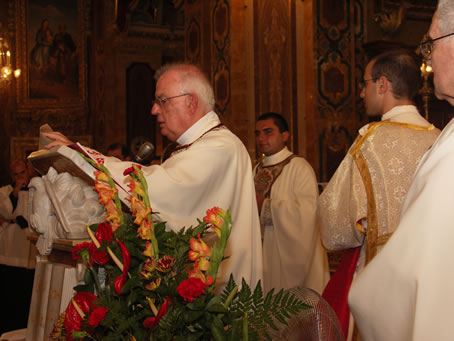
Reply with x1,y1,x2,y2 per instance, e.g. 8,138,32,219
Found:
315,0,366,182
212,0,230,117
254,0,293,147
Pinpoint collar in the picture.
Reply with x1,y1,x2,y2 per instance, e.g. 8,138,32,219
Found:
176,111,220,145
360,105,429,135
261,146,293,167
381,105,427,124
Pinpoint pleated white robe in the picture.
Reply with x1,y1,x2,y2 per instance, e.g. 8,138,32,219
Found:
255,147,329,294
88,112,263,290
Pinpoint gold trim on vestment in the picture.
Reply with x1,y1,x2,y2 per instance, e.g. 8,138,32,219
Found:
349,120,435,264
353,151,378,265
350,121,436,156
254,154,297,199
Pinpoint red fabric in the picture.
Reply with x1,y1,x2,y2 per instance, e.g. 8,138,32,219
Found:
322,247,361,340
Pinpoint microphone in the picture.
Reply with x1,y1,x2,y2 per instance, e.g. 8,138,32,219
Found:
135,141,155,164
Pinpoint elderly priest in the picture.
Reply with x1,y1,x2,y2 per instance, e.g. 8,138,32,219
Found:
43,63,263,290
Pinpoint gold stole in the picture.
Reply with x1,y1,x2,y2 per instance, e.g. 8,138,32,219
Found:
350,120,436,265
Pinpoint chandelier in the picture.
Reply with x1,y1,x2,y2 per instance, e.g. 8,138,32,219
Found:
0,28,21,83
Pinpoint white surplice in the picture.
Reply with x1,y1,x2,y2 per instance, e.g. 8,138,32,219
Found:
349,117,454,341
254,147,329,293
0,186,36,269
95,112,263,289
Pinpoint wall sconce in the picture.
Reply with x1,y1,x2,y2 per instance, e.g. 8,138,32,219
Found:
419,62,432,121
0,26,21,86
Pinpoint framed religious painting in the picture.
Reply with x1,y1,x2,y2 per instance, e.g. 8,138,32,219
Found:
15,0,87,108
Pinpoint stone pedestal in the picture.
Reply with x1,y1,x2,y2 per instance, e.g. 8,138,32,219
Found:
25,235,86,341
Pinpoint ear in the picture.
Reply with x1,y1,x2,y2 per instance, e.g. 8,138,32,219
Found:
282,131,290,143
187,93,198,114
377,75,390,95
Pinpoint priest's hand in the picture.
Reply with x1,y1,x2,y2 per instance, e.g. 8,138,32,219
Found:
42,131,74,149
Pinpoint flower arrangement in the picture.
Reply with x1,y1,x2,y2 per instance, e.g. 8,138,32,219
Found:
51,162,307,340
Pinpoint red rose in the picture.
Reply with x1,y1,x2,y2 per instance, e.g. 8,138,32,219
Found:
72,242,95,265
95,222,113,244
88,306,109,328
92,249,110,265
177,277,207,302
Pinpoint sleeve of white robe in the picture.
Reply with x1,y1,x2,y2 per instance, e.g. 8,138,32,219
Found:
102,130,263,289
318,152,367,251
263,157,329,293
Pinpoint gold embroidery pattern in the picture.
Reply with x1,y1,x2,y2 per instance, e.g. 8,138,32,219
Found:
254,155,296,199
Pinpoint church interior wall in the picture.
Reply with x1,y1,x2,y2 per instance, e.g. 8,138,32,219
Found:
0,0,444,188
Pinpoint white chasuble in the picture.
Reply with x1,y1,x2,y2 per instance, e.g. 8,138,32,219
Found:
349,117,454,341
94,112,263,290
255,147,329,293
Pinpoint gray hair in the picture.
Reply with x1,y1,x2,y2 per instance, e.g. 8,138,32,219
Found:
436,0,454,35
154,63,215,112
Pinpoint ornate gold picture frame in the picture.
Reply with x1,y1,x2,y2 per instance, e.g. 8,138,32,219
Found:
15,0,87,109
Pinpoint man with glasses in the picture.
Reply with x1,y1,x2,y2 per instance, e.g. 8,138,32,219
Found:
43,63,263,290
318,49,439,340
349,1,454,340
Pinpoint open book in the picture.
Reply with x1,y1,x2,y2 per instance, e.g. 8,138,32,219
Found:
27,143,130,202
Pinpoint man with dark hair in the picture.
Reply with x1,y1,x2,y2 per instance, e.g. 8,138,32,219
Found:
254,112,329,293
349,1,454,339
369,49,422,100
318,49,440,339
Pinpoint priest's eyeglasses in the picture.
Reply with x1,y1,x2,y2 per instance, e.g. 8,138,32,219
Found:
153,93,189,107
359,78,377,91
420,32,454,60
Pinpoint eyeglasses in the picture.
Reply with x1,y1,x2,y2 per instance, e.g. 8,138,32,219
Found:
153,93,189,107
419,32,454,60
359,78,377,91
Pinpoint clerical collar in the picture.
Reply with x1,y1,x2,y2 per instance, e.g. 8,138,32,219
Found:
360,105,429,136
177,111,220,145
261,146,293,167
382,105,423,123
